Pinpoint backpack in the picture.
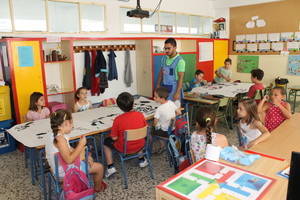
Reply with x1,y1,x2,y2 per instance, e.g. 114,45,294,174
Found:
57,153,95,200
174,115,188,136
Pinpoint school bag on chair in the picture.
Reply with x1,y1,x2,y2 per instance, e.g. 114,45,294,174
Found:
57,153,95,200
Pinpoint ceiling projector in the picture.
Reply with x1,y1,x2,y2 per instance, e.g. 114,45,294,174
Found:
127,0,149,19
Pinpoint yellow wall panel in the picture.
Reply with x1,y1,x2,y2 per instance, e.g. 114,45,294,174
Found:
213,40,229,76
11,41,44,123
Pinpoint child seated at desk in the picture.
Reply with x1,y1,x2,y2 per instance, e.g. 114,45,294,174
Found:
188,70,207,91
214,58,232,83
237,99,270,149
26,92,50,121
258,87,292,132
73,87,92,112
45,109,106,192
152,87,181,151
247,69,265,99
104,92,148,178
190,107,228,162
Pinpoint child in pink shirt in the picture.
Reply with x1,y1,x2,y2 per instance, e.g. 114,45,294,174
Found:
258,87,292,132
26,92,50,121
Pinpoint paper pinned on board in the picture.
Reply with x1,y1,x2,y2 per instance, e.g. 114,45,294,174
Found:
258,43,271,52
247,43,258,52
236,35,246,43
245,34,256,43
280,32,294,41
235,44,246,52
295,32,300,41
268,33,280,42
199,42,213,62
256,34,268,42
271,42,284,51
287,42,300,51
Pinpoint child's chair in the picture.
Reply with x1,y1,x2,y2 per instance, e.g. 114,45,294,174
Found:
115,126,154,189
216,97,231,132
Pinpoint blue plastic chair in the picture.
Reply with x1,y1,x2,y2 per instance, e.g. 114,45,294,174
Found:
115,126,154,189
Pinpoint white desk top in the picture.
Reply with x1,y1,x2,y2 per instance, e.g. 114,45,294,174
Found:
7,97,159,148
191,82,253,98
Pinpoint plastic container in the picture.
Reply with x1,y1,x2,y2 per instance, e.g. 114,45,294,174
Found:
0,86,12,121
0,119,16,154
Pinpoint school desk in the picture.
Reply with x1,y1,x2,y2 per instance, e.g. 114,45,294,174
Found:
249,113,300,161
288,86,300,113
156,157,288,200
7,96,159,197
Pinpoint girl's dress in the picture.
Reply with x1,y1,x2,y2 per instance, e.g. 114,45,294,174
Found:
190,132,217,161
76,101,91,112
265,101,287,132
26,107,50,121
239,121,262,146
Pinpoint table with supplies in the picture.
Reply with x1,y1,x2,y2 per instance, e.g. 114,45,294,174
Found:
156,157,288,200
7,96,159,198
249,113,300,161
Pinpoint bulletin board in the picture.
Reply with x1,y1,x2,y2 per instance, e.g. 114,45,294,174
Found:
229,0,300,55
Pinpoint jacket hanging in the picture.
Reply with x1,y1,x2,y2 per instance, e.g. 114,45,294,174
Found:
95,50,108,93
91,50,100,96
82,51,91,89
108,50,118,81
124,50,133,87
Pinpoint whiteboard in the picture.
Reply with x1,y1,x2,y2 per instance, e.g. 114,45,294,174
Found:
199,42,213,62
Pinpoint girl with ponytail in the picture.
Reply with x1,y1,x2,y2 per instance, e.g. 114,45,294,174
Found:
45,109,106,192
190,107,228,162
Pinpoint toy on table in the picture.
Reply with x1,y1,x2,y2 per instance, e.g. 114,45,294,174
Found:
220,146,261,166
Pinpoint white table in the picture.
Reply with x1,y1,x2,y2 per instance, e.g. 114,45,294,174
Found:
191,82,253,98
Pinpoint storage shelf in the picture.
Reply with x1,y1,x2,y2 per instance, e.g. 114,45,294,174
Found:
44,60,72,64
47,90,74,96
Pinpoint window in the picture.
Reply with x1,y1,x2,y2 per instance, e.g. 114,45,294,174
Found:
190,16,201,35
120,7,141,33
12,0,46,31
48,1,79,33
0,0,12,32
200,17,213,34
80,4,105,32
176,14,190,34
142,11,158,33
159,12,175,34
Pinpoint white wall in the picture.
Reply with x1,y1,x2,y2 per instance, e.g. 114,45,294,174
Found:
73,40,137,104
213,0,283,9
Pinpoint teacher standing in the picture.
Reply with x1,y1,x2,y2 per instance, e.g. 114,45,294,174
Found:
156,38,185,107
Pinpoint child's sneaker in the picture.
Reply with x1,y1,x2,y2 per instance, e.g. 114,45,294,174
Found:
139,159,148,168
105,167,117,178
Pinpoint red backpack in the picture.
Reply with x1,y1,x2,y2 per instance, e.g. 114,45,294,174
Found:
57,153,95,200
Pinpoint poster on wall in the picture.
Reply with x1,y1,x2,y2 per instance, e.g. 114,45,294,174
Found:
287,55,300,76
237,55,259,73
199,42,213,62
17,46,34,67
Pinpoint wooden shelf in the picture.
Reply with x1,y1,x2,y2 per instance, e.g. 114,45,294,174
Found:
44,60,72,64
47,90,74,96
152,52,197,56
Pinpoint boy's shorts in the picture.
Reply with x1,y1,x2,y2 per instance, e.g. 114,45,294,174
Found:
153,129,169,138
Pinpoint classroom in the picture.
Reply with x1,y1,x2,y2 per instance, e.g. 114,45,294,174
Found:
0,0,299,199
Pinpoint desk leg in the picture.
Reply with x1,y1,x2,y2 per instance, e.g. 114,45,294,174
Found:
100,133,107,165
293,90,297,114
29,148,36,185
38,150,47,200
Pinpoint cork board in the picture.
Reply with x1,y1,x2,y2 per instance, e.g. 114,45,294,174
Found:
230,0,300,54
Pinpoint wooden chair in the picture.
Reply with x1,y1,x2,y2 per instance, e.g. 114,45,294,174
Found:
116,126,154,189
216,97,231,132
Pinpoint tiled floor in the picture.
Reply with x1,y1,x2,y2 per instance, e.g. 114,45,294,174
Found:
0,102,298,200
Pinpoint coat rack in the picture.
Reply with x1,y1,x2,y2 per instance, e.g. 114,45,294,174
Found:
73,44,136,53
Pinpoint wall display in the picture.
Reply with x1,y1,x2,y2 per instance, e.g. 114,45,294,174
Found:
280,32,294,41
258,43,271,52
237,55,259,73
287,55,300,76
268,33,280,42
246,44,258,52
245,34,256,43
256,34,268,42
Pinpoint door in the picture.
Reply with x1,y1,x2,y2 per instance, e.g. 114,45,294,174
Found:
10,40,45,123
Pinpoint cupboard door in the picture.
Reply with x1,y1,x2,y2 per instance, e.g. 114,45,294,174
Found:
10,40,45,123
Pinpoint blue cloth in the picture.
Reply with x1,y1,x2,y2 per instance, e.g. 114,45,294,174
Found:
161,55,183,101
108,50,118,81
220,146,261,166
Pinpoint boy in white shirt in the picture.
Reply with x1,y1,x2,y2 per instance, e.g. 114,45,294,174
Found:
153,87,181,151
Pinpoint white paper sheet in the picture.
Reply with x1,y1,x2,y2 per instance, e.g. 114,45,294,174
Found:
1,46,8,67
258,43,271,51
235,43,246,52
268,33,280,42
295,32,300,41
205,144,221,161
245,34,256,43
256,34,268,42
236,35,246,42
199,42,213,62
280,32,294,41
247,43,258,52
287,42,300,51
271,42,284,51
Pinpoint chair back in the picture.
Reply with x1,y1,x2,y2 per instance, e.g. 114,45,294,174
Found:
123,126,149,154
253,90,263,100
